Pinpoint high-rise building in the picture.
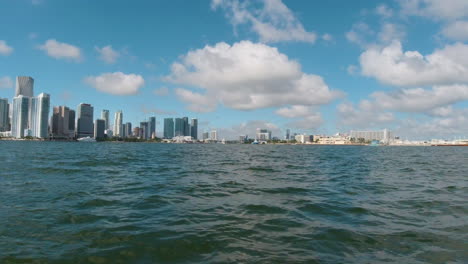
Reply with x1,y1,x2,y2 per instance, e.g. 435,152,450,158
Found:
164,118,174,139
30,93,50,138
133,127,140,138
149,116,156,139
350,129,394,143
124,122,132,138
175,118,184,136
51,106,71,138
190,118,198,140
182,117,190,136
101,110,110,130
15,76,34,97
94,119,105,139
0,98,9,132
202,132,209,140
76,103,94,138
210,130,217,141
11,95,30,138
286,129,290,140
68,110,75,132
256,128,271,141
114,110,123,137
140,121,149,139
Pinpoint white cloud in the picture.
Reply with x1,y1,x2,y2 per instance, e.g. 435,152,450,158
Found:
38,39,82,61
217,120,282,140
376,4,393,18
0,76,13,89
165,41,342,112
276,105,311,118
337,101,395,129
370,85,468,112
345,22,374,47
378,23,405,43
322,33,333,41
442,20,468,41
399,0,468,21
95,45,120,64
360,41,468,87
0,40,13,55
153,87,169,96
212,0,316,43
85,72,145,95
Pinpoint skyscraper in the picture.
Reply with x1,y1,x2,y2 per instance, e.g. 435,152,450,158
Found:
190,118,198,139
125,122,132,138
149,116,156,138
114,110,123,137
94,119,105,139
15,76,34,97
101,109,110,130
286,129,290,140
51,106,69,138
174,118,184,136
68,110,75,132
30,93,50,138
140,121,149,139
210,130,217,141
0,98,9,132
182,117,190,136
164,118,174,138
76,103,94,138
11,95,29,138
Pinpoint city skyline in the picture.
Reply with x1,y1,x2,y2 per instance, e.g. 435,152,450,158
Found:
1,1,468,140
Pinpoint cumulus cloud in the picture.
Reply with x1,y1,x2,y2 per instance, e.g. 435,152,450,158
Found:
370,85,468,112
345,22,374,47
337,101,395,129
378,23,405,43
38,39,82,61
360,41,468,87
376,4,393,18
153,87,170,96
276,105,323,130
442,20,468,41
212,0,316,43
95,45,120,64
0,40,13,55
399,0,468,21
216,120,282,140
0,76,13,89
85,72,145,95
165,41,342,112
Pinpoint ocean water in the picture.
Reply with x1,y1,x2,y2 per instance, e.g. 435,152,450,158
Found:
0,141,467,263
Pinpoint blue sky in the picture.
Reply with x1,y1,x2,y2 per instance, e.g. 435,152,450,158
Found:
1,0,468,139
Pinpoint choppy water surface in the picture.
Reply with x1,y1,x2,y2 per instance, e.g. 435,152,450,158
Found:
0,142,467,263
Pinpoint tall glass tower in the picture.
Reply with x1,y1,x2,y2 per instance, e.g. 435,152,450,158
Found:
29,93,50,138
164,118,174,139
0,98,9,132
190,118,198,140
101,109,110,130
76,103,94,138
114,110,123,137
11,95,30,138
149,116,156,138
15,76,34,97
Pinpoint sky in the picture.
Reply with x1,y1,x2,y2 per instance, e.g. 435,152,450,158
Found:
1,0,468,140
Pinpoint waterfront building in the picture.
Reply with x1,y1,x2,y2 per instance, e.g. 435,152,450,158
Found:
76,103,94,138
68,110,75,133
114,110,123,137
191,118,198,140
94,119,105,139
133,127,140,138
183,117,190,136
149,116,156,138
11,95,29,138
350,129,393,143
202,132,209,140
210,130,217,141
124,122,132,138
51,106,70,138
295,134,308,144
256,128,271,141
15,76,34,97
164,118,174,139
30,93,50,138
286,129,290,140
0,98,9,132
140,121,149,139
174,118,184,136
101,110,110,130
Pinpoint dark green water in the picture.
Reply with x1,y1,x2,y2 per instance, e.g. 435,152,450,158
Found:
0,142,467,263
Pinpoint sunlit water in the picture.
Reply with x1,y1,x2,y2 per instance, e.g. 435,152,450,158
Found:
1,141,467,263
